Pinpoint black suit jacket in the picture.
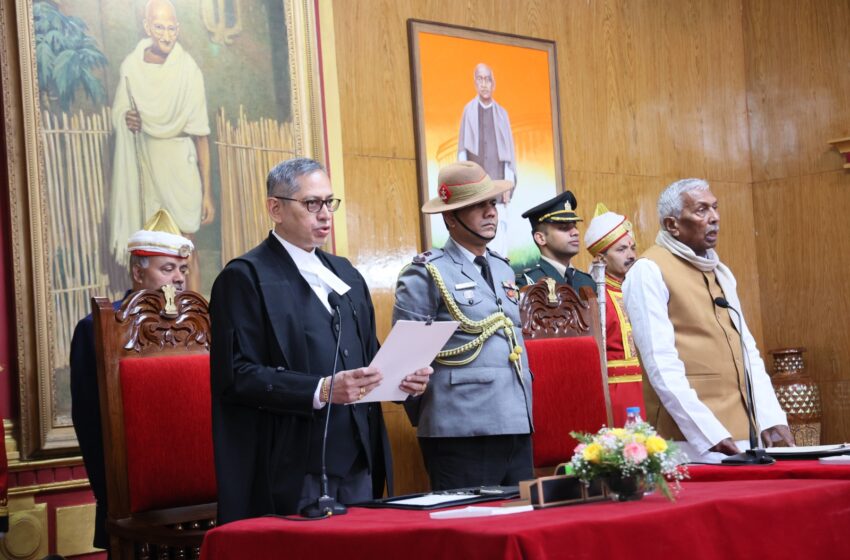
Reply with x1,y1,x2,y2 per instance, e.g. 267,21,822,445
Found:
209,234,392,524
70,297,126,549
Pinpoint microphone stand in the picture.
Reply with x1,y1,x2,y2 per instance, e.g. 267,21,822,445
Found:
714,297,775,465
301,295,349,517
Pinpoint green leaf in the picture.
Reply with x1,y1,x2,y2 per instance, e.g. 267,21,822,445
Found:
80,67,105,104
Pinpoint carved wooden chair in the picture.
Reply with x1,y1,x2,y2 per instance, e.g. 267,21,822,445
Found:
520,278,612,475
92,288,217,559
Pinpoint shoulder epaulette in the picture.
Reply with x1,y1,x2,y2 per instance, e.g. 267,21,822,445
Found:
487,249,510,265
412,248,444,264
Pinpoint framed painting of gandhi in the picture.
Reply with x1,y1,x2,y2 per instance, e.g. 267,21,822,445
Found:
0,0,326,457
407,20,564,271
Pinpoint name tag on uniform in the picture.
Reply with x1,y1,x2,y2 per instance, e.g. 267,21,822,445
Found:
455,281,477,290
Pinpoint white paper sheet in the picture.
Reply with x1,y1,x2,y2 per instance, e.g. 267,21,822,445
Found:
358,320,459,403
429,505,534,519
818,454,850,465
391,494,476,507
767,443,849,455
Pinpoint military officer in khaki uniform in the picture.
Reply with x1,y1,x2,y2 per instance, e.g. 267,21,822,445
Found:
393,161,533,490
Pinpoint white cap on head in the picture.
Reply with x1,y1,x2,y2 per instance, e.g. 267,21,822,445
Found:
127,209,194,258
584,203,633,257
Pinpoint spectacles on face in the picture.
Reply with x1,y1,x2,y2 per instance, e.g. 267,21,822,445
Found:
274,196,341,213
151,23,178,37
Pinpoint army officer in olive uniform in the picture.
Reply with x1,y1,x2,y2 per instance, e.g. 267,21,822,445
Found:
393,161,533,491
517,191,596,294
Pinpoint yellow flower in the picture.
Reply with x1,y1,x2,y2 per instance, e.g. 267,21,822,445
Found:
633,433,647,444
646,436,668,454
582,442,603,463
610,428,627,439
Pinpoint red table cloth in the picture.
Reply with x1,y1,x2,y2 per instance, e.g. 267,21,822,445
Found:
687,459,850,482
201,479,850,560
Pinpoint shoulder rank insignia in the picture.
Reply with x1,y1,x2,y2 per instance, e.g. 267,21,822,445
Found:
412,248,443,264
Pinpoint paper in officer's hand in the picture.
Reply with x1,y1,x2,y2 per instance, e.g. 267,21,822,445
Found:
358,320,458,402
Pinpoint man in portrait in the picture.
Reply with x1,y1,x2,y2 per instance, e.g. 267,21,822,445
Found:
623,178,794,462
458,63,517,258
109,0,214,290
70,209,194,550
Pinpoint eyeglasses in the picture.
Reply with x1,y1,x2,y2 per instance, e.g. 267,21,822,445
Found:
151,23,178,37
273,196,341,213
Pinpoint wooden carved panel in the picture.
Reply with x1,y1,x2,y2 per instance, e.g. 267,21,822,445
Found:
520,278,593,340
117,290,210,355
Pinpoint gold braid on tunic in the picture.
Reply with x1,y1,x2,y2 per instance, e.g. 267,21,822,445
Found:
424,263,524,380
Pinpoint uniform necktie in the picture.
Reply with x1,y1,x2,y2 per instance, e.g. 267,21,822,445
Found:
474,255,495,292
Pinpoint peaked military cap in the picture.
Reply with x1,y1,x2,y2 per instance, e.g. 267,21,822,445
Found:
521,190,582,225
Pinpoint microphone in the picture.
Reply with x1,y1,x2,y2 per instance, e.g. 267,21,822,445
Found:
712,297,775,465
300,291,349,517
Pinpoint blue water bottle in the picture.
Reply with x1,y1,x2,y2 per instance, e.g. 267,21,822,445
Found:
624,406,643,428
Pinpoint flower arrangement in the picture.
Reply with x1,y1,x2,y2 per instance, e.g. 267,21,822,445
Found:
570,423,689,501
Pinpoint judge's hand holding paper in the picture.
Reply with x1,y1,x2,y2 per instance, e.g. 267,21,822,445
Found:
353,320,458,403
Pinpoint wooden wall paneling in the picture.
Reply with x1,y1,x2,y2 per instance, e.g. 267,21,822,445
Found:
752,171,850,443
341,155,420,339
744,0,850,182
745,0,850,443
556,0,751,182
333,1,418,159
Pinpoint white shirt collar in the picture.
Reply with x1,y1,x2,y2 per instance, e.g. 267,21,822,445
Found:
272,229,321,271
272,230,351,296
477,98,494,109
541,255,574,279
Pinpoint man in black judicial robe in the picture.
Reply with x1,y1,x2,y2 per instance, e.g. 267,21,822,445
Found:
210,157,432,524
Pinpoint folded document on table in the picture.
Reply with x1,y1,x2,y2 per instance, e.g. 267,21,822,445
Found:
766,443,850,459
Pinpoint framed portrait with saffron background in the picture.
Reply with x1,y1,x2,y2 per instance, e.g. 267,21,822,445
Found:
0,0,326,457
407,19,564,269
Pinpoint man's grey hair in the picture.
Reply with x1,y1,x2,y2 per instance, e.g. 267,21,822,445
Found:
657,178,710,226
266,157,325,197
129,254,149,271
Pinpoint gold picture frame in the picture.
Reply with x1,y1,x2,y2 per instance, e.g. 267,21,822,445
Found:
0,0,326,457
407,19,564,269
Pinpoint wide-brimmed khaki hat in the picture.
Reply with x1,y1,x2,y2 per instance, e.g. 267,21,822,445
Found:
422,161,513,214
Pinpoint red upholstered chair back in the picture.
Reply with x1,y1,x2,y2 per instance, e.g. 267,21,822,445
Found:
120,354,216,512
520,279,612,472
93,289,216,559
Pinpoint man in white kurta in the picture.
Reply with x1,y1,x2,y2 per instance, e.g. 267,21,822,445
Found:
623,178,792,463
109,0,213,264
458,63,516,258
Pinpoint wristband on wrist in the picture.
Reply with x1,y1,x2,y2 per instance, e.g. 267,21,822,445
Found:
321,376,331,403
